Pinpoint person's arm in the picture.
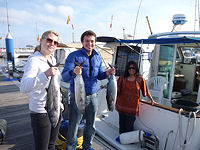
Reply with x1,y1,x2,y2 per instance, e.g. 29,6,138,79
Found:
61,53,76,82
20,58,48,93
139,75,155,105
146,89,155,105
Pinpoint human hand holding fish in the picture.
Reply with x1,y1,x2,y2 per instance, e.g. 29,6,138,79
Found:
106,67,116,76
73,66,83,75
45,67,58,77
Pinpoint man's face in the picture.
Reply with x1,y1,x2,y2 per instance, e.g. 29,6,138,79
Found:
82,35,96,52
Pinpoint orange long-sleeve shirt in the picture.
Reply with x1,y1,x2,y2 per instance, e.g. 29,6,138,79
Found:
115,75,148,116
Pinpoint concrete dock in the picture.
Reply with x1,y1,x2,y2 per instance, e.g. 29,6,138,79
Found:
0,72,33,150
0,72,114,150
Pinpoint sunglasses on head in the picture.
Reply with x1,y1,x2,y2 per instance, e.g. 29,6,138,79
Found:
128,67,135,70
46,38,58,46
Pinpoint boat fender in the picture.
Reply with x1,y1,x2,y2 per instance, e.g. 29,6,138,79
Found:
116,130,144,144
0,119,7,144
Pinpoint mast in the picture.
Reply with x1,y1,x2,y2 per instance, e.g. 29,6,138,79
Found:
6,0,10,33
198,0,200,30
5,0,15,79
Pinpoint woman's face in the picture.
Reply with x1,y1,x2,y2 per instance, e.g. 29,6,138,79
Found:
40,33,58,56
128,64,136,76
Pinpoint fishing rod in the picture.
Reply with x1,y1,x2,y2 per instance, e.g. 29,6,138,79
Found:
133,0,143,40
95,45,109,69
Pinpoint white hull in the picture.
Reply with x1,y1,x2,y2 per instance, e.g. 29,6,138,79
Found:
96,79,200,150
96,99,200,150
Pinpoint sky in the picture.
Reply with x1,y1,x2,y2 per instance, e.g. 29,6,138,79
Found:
0,0,197,48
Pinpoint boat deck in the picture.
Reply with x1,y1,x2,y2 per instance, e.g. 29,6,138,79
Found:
0,72,114,150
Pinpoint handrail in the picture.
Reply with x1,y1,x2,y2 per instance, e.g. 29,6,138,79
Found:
148,31,200,39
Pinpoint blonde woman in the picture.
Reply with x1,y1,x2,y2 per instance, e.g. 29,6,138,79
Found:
20,30,63,150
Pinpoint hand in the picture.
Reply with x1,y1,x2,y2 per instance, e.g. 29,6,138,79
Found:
106,68,116,76
73,66,82,75
151,100,157,105
45,67,58,77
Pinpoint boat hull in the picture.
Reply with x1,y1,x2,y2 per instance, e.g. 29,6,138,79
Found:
96,97,200,150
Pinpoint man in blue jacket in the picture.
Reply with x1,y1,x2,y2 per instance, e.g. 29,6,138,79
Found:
62,30,115,150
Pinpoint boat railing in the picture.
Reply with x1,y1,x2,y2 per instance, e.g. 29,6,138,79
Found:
140,99,200,118
148,31,200,39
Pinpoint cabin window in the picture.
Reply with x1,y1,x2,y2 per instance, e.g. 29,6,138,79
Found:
176,51,181,62
115,45,141,76
157,45,174,98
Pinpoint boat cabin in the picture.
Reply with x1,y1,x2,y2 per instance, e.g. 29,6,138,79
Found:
97,35,200,107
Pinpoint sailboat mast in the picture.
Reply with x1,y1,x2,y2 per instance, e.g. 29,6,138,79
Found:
198,0,200,30
5,0,15,77
6,0,10,33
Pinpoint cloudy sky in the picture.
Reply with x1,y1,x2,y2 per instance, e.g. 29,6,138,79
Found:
0,0,197,47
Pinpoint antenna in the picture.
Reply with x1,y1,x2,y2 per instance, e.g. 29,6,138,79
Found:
195,0,197,31
6,0,10,33
133,0,142,40
123,27,125,39
36,22,37,40
198,0,200,30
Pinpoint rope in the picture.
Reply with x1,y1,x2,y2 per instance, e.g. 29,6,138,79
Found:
115,37,141,55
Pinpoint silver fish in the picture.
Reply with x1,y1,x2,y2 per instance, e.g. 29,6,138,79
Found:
106,73,117,111
74,61,86,114
74,74,86,114
46,62,61,127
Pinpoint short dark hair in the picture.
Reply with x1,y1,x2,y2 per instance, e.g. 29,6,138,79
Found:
124,61,139,78
81,30,97,42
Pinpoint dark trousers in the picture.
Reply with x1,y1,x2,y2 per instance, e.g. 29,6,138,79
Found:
118,112,136,134
30,113,61,150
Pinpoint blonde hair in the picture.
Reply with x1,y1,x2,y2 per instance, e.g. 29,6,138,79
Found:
34,30,59,53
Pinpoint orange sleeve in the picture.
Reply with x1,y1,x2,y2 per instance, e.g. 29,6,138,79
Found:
117,76,123,94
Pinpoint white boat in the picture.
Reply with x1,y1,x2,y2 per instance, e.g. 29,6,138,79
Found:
93,33,200,150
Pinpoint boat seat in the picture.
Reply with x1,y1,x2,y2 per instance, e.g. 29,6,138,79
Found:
147,76,168,104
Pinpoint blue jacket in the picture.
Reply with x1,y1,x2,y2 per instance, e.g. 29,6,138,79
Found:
62,47,108,95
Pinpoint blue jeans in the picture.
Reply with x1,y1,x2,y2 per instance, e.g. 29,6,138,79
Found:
66,93,98,150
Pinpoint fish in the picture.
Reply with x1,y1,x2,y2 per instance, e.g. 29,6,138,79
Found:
45,61,61,127
106,64,117,111
74,61,86,114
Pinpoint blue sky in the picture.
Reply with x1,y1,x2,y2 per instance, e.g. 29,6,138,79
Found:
0,0,197,47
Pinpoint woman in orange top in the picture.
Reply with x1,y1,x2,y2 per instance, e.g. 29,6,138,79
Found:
116,61,155,134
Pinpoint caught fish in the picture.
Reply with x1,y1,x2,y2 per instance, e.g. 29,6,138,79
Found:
74,61,86,114
46,61,61,127
106,64,117,111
